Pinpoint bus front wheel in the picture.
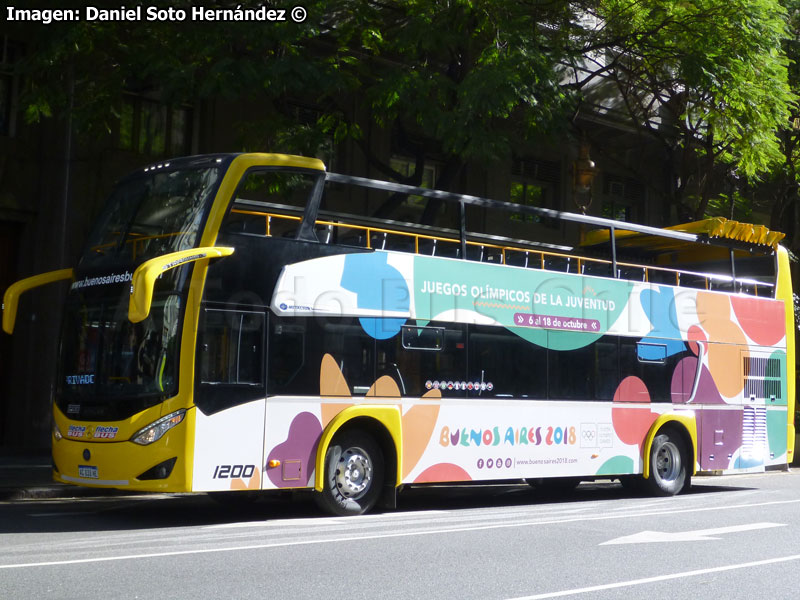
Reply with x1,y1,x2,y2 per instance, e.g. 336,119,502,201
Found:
644,429,688,496
315,430,384,516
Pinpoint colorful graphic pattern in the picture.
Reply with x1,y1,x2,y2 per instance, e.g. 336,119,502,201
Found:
341,253,409,339
259,250,789,488
262,353,445,488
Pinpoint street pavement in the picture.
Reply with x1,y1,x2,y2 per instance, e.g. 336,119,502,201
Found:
3,468,800,600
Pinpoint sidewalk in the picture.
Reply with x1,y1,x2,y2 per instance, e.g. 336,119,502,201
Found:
0,452,118,501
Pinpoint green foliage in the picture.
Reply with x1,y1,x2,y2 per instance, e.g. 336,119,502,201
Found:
581,0,795,220
327,1,575,165
11,0,798,228
597,0,795,177
703,192,754,222
14,1,578,181
15,0,332,134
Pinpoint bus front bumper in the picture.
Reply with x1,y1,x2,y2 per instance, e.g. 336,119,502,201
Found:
52,418,193,493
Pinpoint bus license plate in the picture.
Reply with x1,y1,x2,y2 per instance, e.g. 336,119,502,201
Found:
78,465,98,479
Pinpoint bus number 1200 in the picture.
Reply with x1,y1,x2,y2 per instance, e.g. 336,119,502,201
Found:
213,464,256,479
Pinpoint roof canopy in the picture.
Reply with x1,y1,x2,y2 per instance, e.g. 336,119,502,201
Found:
582,217,785,252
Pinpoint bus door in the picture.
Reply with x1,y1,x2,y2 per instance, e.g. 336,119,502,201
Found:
192,306,267,491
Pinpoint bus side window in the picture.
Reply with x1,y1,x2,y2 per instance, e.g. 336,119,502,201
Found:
267,317,307,392
547,330,596,400
619,337,686,402
547,331,611,400
467,325,546,399
195,308,266,415
268,317,376,397
402,325,444,351
377,322,466,397
594,339,619,400
319,320,376,396
199,309,264,384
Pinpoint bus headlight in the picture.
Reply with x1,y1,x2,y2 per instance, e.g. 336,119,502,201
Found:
53,421,63,441
131,410,186,446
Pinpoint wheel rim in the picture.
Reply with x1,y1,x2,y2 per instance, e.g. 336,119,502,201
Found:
334,446,373,500
655,440,681,482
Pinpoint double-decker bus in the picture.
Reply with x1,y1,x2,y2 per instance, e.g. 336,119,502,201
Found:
3,153,795,515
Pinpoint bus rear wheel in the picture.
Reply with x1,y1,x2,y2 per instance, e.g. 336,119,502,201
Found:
315,430,384,516
644,429,688,496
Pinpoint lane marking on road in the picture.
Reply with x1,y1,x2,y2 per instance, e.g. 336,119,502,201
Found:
506,554,800,599
204,496,800,532
601,521,785,544
205,506,592,530
2,498,799,570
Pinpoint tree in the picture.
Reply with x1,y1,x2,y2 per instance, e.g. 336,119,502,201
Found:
13,0,797,231
14,2,583,225
16,1,333,135
571,0,794,223
321,2,574,189
760,0,800,252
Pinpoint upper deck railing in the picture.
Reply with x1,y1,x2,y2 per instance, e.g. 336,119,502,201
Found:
228,208,773,297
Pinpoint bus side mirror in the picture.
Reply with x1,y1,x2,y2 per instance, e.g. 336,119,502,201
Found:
129,247,234,323
2,268,75,334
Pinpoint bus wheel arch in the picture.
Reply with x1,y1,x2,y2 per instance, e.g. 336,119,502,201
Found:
643,420,694,496
314,411,400,516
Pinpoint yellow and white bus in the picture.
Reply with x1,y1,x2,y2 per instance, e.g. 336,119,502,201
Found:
3,153,795,515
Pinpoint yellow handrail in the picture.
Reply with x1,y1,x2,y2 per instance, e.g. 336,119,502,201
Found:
229,209,764,296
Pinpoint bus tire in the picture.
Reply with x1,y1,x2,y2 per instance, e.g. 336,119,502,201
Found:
315,430,384,516
644,429,688,496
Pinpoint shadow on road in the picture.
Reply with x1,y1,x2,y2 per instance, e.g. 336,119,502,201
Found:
0,478,755,535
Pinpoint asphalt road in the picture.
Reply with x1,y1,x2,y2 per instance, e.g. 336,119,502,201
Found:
1,471,799,599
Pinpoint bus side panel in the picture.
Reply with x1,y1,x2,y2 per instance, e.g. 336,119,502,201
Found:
765,407,789,467
699,405,790,473
262,399,325,490
266,249,789,478
192,399,266,492
401,400,695,484
260,394,697,486
696,405,741,471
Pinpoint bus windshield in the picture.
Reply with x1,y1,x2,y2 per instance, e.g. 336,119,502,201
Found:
56,291,182,420
82,164,221,265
